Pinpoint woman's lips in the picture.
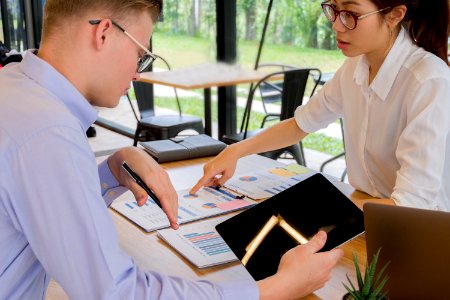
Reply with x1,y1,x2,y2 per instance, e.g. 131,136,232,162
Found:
337,39,350,50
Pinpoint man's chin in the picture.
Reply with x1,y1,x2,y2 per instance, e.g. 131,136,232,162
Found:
90,97,121,109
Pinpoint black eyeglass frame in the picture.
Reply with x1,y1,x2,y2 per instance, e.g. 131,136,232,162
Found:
89,19,157,73
321,2,391,30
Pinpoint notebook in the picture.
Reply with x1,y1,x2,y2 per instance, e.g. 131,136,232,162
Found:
140,135,227,163
364,203,450,300
216,173,364,281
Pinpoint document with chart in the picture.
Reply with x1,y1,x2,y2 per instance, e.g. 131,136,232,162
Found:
157,217,238,268
111,186,257,232
224,163,319,200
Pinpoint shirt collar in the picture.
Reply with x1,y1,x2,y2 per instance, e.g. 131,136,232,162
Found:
353,27,413,101
19,50,97,132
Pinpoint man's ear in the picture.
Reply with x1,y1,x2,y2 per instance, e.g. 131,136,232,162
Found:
386,5,407,29
93,19,114,50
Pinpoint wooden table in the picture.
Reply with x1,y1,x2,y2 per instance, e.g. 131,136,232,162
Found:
139,63,272,137
47,156,376,300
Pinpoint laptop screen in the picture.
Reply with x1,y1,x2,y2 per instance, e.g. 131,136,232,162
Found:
216,173,364,281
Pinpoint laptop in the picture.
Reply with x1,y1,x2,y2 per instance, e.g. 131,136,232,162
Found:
364,203,450,300
216,173,365,281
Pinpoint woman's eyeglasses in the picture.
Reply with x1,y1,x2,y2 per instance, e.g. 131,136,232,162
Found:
89,19,156,73
321,2,390,30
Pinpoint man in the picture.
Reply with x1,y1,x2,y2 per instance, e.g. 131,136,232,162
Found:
0,0,343,299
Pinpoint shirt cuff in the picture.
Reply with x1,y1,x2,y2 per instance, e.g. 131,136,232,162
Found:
217,279,259,300
98,159,127,206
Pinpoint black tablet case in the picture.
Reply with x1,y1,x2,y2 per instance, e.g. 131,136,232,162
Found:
140,134,227,163
216,173,364,281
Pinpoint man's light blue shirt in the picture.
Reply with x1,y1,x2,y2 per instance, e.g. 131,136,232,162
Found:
0,51,258,299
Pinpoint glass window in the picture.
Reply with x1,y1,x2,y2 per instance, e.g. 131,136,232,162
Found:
7,0,27,50
0,4,4,43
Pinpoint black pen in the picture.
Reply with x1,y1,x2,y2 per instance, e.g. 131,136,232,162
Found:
121,161,162,209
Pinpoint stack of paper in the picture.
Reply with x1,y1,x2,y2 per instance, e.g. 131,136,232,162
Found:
157,217,238,268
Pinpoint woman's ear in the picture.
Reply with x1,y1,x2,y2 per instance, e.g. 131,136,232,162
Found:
386,5,407,28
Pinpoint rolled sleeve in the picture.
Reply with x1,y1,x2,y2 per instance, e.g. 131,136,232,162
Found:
294,69,345,134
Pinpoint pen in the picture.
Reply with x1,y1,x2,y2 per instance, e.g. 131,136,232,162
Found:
121,161,162,209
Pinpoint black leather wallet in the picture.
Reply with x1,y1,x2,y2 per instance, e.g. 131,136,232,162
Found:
139,134,227,163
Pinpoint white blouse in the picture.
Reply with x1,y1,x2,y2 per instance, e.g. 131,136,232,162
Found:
295,28,450,211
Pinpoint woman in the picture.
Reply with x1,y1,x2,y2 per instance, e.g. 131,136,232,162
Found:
191,0,450,210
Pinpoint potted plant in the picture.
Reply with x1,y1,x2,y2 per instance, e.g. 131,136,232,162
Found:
343,248,390,300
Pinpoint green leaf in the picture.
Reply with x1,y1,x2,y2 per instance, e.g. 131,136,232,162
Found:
372,276,389,297
343,248,390,300
362,248,381,295
344,274,357,293
342,284,361,300
352,252,364,291
373,260,390,288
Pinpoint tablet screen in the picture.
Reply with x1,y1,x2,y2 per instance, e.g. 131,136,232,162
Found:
216,173,364,280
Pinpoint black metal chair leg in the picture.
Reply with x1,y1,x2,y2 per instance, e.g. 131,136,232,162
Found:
133,127,142,146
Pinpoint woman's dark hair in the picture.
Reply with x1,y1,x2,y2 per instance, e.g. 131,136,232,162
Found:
372,0,449,65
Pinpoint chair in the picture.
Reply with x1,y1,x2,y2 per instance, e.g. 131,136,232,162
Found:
319,118,347,182
222,67,321,166
128,56,204,146
256,63,297,128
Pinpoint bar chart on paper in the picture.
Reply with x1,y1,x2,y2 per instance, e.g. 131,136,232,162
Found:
157,217,238,268
184,231,230,256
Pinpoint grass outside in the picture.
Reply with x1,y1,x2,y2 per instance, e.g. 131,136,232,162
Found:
139,33,345,156
151,32,344,73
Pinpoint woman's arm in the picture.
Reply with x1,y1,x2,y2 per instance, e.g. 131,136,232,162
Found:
190,118,308,193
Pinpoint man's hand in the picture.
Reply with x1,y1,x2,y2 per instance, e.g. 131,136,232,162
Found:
108,147,178,229
258,231,343,300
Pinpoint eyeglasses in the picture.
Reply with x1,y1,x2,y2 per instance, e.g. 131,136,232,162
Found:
321,2,390,30
89,19,157,73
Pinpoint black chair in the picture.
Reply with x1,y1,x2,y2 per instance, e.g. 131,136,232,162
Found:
319,118,347,181
128,56,204,146
256,63,297,128
222,67,321,166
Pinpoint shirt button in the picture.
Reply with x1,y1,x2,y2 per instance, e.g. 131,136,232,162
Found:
101,183,109,189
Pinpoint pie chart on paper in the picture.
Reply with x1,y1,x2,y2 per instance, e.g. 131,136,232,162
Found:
202,203,217,209
183,193,199,199
239,176,258,182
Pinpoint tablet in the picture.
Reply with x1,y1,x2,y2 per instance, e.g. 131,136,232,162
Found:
216,173,364,281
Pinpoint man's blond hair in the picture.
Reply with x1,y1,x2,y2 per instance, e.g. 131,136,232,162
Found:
42,0,162,39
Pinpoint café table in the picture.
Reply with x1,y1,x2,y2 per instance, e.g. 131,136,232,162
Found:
46,155,375,300
139,62,273,137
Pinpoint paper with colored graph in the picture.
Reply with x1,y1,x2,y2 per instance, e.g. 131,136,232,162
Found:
157,217,238,268
224,163,317,200
111,186,256,232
